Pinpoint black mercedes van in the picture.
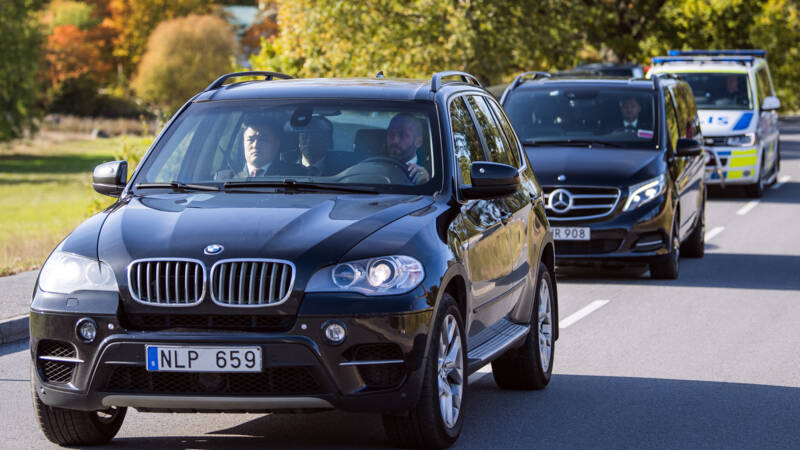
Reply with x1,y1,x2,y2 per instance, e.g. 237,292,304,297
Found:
30,71,557,448
501,73,706,278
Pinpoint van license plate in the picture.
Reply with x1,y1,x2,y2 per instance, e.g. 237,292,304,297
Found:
552,227,590,241
145,345,262,372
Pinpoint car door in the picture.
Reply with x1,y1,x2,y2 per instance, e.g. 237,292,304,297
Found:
665,87,692,238
447,96,513,338
463,95,524,328
673,83,704,235
755,65,780,172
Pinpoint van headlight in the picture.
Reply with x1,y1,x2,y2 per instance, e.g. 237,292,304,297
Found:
306,255,424,296
623,174,666,212
38,251,118,295
726,133,755,146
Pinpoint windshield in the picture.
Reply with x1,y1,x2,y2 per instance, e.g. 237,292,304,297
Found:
133,100,440,194
504,88,658,149
674,73,752,110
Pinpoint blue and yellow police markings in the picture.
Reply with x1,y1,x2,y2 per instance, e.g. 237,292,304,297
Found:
709,148,757,180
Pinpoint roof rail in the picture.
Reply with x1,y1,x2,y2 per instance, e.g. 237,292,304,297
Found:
205,71,293,92
430,71,482,92
668,49,766,58
509,71,551,90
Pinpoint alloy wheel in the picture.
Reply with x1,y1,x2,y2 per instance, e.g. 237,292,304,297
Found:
437,314,463,429
538,281,553,372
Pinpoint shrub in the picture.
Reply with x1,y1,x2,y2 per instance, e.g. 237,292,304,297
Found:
132,14,236,115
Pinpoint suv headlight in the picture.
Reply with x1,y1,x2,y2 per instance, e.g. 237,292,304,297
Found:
306,255,424,296
726,133,755,146
623,174,666,212
38,251,118,294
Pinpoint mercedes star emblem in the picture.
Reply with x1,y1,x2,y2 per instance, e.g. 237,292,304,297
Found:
548,189,573,214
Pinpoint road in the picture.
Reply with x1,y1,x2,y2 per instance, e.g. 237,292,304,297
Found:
2,120,800,448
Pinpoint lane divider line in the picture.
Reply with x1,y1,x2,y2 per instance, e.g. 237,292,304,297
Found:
705,226,725,242
771,175,791,190
737,200,760,216
559,300,609,329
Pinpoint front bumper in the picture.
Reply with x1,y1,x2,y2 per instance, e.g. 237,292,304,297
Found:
705,147,759,185
30,293,433,413
553,196,673,266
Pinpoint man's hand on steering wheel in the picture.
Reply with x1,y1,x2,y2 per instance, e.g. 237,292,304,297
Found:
407,163,430,184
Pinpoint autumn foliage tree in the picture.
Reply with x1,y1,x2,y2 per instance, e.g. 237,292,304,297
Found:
132,14,236,115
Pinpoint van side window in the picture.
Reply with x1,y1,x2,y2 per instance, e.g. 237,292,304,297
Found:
450,97,487,185
664,89,679,152
756,67,773,104
466,95,512,166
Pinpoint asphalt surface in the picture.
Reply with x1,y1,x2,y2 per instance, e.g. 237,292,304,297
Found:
2,119,799,448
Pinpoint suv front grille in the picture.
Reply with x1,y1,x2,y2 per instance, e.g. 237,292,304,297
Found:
211,260,294,306
105,366,323,395
37,340,78,384
128,259,205,306
346,344,406,390
556,239,622,255
123,314,295,332
543,186,621,221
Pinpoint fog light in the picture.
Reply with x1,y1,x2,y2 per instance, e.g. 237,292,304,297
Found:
322,320,347,345
76,318,97,343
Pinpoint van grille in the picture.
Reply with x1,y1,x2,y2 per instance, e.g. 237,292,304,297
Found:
211,260,294,306
128,259,205,306
543,186,621,221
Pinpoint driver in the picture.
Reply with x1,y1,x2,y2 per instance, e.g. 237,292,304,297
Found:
385,113,430,184
619,96,642,132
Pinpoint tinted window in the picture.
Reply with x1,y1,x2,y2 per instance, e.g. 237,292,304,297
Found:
449,97,486,185
466,95,511,165
672,84,699,138
135,100,439,193
674,73,752,110
664,90,679,152
485,97,522,168
756,67,772,103
504,88,658,149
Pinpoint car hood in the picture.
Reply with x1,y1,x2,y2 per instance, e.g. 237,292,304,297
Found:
525,146,664,186
98,192,433,275
697,110,756,135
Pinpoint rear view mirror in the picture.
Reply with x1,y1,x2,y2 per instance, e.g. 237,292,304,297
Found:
676,138,703,157
461,162,520,199
762,96,781,111
93,161,128,198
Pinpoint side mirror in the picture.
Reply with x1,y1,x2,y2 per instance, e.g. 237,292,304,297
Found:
762,96,781,111
92,161,128,198
676,138,703,157
461,161,520,200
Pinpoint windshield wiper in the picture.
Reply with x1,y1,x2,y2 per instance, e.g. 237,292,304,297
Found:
223,179,377,194
135,182,221,192
522,139,622,148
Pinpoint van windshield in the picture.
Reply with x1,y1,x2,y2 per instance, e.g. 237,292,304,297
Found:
133,100,440,194
504,88,658,149
674,73,753,110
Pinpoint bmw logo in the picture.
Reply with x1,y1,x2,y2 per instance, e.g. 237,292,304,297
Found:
204,244,224,255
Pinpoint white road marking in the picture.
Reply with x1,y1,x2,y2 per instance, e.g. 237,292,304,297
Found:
559,300,609,329
705,226,725,242
737,200,760,216
771,175,791,190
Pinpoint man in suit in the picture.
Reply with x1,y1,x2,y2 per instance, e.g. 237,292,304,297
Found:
239,116,306,177
620,96,642,132
385,113,430,184
296,116,357,176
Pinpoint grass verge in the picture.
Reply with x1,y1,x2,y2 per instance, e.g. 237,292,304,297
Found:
0,133,151,276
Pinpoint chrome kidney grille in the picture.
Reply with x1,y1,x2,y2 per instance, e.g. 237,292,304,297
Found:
211,259,294,306
543,186,621,221
128,259,205,306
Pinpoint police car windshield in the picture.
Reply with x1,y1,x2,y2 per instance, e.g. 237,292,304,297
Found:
133,100,440,195
504,88,658,149
674,73,753,111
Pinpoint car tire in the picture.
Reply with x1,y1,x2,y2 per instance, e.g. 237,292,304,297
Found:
681,198,705,258
745,157,765,198
650,218,680,279
768,142,780,187
491,264,554,390
382,293,466,449
32,380,126,446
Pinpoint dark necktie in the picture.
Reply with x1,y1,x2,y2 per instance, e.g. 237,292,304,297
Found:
251,168,264,177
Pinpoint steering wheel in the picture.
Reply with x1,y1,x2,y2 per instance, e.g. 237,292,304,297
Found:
331,156,411,185
360,156,410,174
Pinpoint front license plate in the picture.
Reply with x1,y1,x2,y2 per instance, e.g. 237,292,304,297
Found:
552,227,590,241
146,345,262,372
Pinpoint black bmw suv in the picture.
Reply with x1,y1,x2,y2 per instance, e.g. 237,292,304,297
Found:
30,71,557,448
501,72,706,278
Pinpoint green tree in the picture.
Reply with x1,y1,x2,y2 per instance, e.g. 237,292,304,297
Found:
132,14,236,115
0,0,43,142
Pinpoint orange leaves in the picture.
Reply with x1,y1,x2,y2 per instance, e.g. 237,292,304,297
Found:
44,25,110,86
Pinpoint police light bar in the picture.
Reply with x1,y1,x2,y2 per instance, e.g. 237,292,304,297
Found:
668,49,766,57
652,56,757,65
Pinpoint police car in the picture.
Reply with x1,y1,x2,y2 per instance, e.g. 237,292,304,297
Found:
649,50,781,197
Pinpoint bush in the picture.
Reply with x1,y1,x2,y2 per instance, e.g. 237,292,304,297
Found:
132,14,236,115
